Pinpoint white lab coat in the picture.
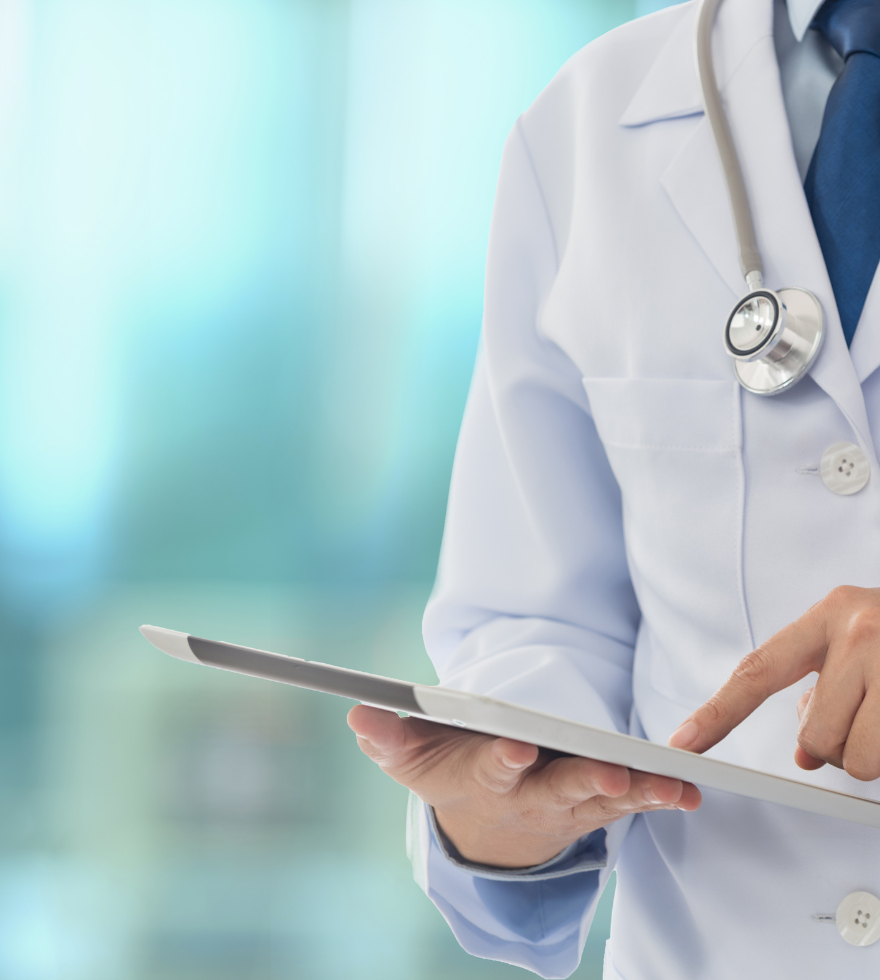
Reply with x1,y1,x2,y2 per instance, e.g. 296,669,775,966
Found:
414,0,880,976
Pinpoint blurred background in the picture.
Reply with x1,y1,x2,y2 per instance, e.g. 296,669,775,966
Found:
0,0,675,977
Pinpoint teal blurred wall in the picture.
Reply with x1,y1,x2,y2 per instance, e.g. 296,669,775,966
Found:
0,1,673,977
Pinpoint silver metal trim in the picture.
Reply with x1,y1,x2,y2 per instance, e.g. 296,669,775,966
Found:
724,289,785,361
732,287,824,395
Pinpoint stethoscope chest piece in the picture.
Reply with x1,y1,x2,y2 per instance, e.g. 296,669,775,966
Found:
724,287,824,395
696,0,826,396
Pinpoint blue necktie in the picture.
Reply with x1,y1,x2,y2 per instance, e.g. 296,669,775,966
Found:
804,0,880,347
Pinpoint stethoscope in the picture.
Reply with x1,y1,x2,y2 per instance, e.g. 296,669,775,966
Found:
696,0,825,395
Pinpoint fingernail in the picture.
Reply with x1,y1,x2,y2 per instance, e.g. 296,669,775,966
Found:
669,720,699,749
500,755,529,770
645,788,661,804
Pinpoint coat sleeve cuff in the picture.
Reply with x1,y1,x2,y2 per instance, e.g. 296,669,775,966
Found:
425,801,606,881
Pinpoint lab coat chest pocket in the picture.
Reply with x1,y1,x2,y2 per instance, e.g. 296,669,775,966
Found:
581,377,750,705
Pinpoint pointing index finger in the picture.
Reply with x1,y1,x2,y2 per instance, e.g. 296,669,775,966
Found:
668,617,827,753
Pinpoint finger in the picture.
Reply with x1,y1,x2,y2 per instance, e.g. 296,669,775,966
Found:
794,687,826,770
350,704,524,807
669,611,828,753
796,687,814,724
672,781,703,811
571,769,701,825
524,755,632,811
796,661,866,770
492,737,540,771
347,705,479,777
624,770,701,810
841,687,880,781
796,597,880,771
794,745,826,770
472,736,540,794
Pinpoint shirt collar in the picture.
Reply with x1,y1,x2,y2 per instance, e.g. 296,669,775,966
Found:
787,0,826,41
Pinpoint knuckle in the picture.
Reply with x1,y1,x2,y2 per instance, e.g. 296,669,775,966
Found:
824,585,870,606
478,772,509,794
843,756,880,782
544,776,583,810
591,796,624,821
549,793,580,812
842,729,880,781
733,647,773,688
698,694,727,727
823,586,872,622
844,605,880,646
420,732,468,768
826,584,861,606
476,760,519,794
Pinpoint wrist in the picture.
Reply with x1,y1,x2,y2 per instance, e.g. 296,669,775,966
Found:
433,807,575,869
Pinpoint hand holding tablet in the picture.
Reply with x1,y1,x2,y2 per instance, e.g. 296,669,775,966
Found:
348,703,700,868
140,625,880,832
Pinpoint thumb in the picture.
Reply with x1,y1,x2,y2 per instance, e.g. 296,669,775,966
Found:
347,704,407,768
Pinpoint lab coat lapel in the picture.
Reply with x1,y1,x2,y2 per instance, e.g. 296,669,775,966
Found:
849,267,880,386
623,0,873,451
621,0,751,299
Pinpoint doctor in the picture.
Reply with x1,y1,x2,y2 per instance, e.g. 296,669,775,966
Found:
349,0,880,976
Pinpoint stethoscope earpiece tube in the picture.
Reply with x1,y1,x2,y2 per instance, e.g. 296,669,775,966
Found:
696,0,824,394
695,0,763,285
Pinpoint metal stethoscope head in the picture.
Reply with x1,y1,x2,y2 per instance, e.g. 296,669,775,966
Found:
696,0,825,395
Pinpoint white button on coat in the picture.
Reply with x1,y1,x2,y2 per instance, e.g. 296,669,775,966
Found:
820,442,870,495
837,892,880,947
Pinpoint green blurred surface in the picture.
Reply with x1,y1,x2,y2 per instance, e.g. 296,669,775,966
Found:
0,0,672,975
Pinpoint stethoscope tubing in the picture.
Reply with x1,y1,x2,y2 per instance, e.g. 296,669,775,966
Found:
694,0,825,395
695,0,764,285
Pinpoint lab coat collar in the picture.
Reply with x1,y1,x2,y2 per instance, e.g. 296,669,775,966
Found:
621,0,876,459
619,0,773,128
619,0,827,126
618,4,703,127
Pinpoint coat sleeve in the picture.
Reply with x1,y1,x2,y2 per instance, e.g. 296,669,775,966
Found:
413,116,641,979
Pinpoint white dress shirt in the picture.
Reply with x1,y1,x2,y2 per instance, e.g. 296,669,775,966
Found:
775,0,842,179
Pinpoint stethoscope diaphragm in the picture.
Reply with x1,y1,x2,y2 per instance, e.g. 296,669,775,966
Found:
724,287,824,395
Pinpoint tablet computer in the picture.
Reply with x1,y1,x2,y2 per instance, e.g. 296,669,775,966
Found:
140,625,880,829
